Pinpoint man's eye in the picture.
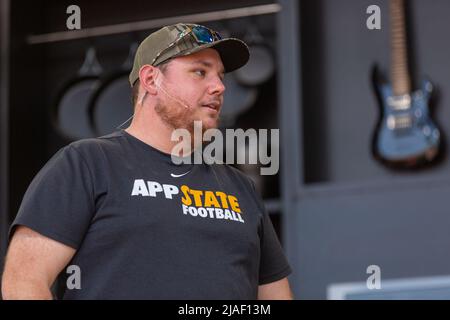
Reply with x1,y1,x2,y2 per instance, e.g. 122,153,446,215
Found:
195,70,206,77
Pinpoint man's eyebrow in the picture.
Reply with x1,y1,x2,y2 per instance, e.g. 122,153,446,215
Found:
191,60,225,75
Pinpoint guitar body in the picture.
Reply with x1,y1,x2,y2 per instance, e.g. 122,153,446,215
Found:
371,0,442,168
373,76,440,167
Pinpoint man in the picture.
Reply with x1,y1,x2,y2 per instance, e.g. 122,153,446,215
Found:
2,23,293,299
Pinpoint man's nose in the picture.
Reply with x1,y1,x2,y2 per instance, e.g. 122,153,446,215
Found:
209,77,225,96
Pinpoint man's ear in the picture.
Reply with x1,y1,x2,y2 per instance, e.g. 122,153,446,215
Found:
138,65,158,95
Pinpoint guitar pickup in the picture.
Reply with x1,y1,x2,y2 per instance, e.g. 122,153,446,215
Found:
387,94,412,110
387,114,412,130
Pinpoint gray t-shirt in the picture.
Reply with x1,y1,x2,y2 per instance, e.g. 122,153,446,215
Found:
10,129,291,299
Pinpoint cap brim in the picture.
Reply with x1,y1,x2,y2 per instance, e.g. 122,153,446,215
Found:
178,38,250,73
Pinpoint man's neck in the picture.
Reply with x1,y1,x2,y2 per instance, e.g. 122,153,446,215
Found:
125,122,195,157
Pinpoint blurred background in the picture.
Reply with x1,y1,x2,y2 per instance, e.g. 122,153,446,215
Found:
2,0,450,299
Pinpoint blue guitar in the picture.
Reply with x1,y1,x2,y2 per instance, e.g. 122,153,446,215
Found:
372,0,441,168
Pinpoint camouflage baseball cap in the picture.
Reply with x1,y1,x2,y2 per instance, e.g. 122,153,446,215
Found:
129,23,250,86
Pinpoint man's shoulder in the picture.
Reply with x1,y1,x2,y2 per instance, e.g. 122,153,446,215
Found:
47,131,126,168
65,131,125,155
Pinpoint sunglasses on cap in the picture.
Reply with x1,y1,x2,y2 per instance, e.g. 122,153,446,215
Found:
151,25,223,66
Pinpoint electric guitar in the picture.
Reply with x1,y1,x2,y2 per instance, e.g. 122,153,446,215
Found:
372,0,440,168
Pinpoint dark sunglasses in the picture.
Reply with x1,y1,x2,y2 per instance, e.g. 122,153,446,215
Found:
152,25,222,65
189,25,222,43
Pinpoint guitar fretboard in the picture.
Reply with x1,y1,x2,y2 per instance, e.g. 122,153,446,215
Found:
390,0,411,96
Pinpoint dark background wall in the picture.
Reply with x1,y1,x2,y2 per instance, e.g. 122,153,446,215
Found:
287,0,450,299
301,0,450,185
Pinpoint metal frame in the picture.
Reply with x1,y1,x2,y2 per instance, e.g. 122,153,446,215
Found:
27,3,281,45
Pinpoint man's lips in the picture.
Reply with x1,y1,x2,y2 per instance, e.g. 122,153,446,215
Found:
202,102,221,111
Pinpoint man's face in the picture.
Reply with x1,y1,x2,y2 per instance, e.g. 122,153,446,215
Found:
154,48,225,132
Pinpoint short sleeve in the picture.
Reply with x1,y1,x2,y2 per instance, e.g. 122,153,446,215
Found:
244,178,292,285
258,209,292,285
9,145,96,249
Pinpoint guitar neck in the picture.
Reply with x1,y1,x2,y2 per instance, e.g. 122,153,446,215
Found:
390,0,411,96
